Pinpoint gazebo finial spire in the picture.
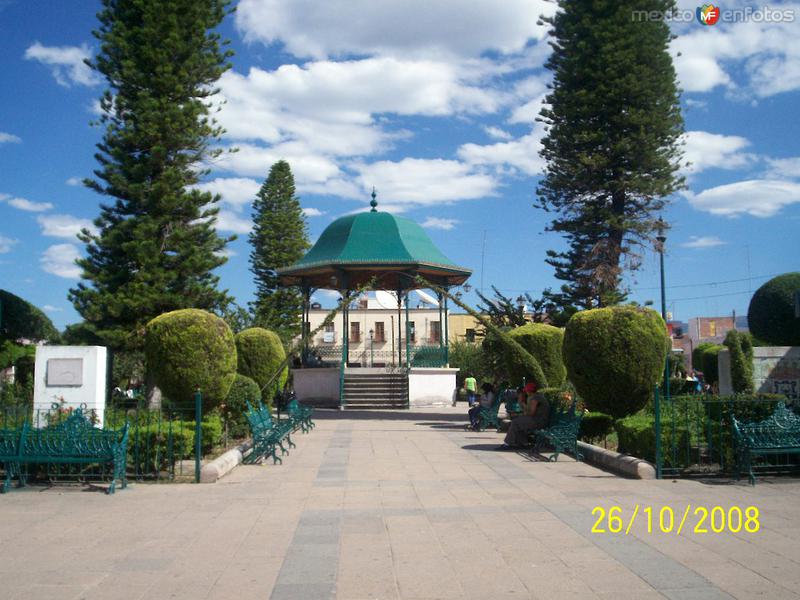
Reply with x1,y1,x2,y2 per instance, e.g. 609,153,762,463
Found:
370,187,378,212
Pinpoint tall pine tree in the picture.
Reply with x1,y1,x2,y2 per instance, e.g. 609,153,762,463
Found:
249,160,310,340
70,0,234,350
536,0,685,309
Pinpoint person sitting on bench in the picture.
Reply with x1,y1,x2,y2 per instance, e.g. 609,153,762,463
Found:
497,382,549,449
467,382,495,430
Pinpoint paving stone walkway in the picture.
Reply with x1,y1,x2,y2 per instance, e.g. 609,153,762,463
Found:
2,406,800,600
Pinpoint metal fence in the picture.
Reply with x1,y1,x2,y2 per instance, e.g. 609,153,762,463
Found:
0,393,240,486
654,392,797,478
304,344,447,368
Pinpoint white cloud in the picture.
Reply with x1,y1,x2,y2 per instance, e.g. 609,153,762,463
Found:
353,158,496,207
0,132,21,144
2,195,54,212
194,177,260,210
215,210,252,234
303,207,325,217
687,179,800,217
65,177,82,186
765,157,800,180
0,235,17,254
484,126,512,140
421,217,459,231
24,42,97,87
216,143,344,184
681,131,755,174
42,305,63,312
671,13,800,97
38,214,97,239
40,244,81,279
235,0,555,60
458,127,546,176
680,236,727,249
214,248,237,259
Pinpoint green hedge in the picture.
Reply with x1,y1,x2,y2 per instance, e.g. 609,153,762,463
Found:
723,330,754,394
127,415,223,475
506,323,566,388
580,412,614,442
235,328,286,408
223,374,261,438
615,414,689,467
692,342,723,385
747,272,800,346
563,306,669,419
144,309,237,411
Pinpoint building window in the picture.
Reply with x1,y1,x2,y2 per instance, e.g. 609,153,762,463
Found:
430,321,441,343
350,322,361,343
324,323,335,333
374,321,385,343
408,321,416,343
465,328,475,343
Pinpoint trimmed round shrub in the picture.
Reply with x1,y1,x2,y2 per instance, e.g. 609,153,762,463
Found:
223,374,261,438
235,327,287,407
563,306,669,419
692,342,723,385
144,309,237,410
723,330,754,393
507,323,566,388
747,272,800,346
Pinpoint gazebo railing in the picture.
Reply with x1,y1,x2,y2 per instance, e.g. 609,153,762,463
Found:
303,344,447,368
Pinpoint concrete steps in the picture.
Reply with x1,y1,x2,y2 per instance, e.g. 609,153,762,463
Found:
343,372,408,409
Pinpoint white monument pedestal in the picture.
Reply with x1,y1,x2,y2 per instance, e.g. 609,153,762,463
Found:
33,346,108,427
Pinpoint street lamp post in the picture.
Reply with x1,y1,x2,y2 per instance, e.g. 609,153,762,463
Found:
655,218,670,479
369,329,374,368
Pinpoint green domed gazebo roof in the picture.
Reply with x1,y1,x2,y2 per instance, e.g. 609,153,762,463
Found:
278,202,471,290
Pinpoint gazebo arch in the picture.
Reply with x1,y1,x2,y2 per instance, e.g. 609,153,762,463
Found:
278,192,472,409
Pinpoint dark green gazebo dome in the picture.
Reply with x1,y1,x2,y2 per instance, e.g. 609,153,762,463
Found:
278,205,471,291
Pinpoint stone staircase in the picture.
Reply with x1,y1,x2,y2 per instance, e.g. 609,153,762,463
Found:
342,371,408,409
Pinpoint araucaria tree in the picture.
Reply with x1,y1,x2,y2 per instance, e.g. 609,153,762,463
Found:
70,0,234,350
536,0,685,310
249,160,309,340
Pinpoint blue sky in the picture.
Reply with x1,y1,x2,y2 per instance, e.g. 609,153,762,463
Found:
1,0,799,331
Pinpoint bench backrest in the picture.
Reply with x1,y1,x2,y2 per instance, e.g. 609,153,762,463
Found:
547,398,582,431
245,400,273,431
732,403,800,447
15,410,128,458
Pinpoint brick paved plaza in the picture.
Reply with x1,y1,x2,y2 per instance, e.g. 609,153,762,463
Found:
2,407,799,600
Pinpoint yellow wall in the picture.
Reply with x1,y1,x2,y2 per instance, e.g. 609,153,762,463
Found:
448,313,480,343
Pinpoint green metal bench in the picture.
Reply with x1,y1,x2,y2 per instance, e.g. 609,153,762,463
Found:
286,396,314,433
731,403,800,485
475,389,510,432
244,401,295,464
529,400,583,462
0,408,129,494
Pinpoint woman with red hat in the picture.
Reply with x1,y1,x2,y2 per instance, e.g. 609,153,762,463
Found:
498,381,550,449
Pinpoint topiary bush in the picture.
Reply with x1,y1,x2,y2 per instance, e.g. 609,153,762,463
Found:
506,323,566,388
144,309,237,411
563,306,669,419
747,272,800,346
223,374,261,438
692,342,723,385
235,327,287,408
723,330,754,393
615,413,689,467
580,412,614,443
0,289,60,342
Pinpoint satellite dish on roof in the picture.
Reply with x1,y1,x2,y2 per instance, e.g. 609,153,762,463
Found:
415,289,439,307
373,290,401,309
